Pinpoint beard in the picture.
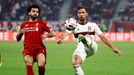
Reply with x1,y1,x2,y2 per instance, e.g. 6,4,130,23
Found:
30,14,38,20
79,16,86,21
79,17,86,21
78,16,88,24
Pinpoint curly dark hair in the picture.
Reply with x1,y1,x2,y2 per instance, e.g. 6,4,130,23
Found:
26,5,41,15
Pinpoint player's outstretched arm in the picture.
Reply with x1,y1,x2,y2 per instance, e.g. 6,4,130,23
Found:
16,28,27,41
48,29,56,37
41,29,56,39
57,31,69,44
99,33,123,56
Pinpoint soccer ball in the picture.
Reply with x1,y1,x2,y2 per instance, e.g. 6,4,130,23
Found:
65,18,77,31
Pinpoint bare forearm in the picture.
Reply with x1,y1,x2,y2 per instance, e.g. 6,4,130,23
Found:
46,32,55,37
57,31,69,44
99,34,113,49
46,30,56,38
99,34,123,55
59,31,68,40
101,36,113,48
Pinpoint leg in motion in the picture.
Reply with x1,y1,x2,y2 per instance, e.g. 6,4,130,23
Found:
72,55,84,75
37,53,46,75
24,55,34,75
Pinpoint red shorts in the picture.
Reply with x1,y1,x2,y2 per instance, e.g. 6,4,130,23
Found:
22,46,46,62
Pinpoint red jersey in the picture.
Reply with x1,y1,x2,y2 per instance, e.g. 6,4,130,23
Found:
20,20,50,49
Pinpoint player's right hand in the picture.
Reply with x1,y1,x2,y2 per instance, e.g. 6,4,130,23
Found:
112,47,123,56
57,39,63,44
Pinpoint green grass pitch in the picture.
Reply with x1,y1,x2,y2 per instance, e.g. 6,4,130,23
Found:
0,41,133,75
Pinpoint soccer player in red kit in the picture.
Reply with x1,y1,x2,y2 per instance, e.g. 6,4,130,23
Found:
16,5,55,75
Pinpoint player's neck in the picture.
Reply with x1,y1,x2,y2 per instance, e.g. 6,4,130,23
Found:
78,19,88,25
29,18,38,22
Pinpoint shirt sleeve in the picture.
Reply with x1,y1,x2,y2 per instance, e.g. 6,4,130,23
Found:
94,23,103,35
19,23,25,32
41,21,51,32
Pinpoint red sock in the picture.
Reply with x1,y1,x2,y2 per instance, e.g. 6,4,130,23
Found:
26,65,34,75
38,66,45,75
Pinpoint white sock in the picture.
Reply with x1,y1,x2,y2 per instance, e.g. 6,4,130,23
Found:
74,65,84,75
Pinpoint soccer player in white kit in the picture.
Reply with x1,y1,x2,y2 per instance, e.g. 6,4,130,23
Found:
57,6,122,75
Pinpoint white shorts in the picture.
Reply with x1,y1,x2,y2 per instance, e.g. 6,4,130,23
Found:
73,39,98,62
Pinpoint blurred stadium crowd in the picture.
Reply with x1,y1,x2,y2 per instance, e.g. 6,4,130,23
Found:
0,0,134,31
119,0,134,21
0,0,64,21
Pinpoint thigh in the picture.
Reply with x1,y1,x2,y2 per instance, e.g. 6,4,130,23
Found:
22,49,34,65
36,49,46,66
24,55,34,65
73,42,87,62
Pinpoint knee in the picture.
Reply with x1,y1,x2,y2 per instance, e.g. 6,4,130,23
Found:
38,61,45,67
24,59,33,65
72,55,82,68
72,63,80,69
72,60,81,69
24,55,33,65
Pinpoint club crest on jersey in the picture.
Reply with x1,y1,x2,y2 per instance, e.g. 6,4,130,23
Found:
88,26,92,31
36,23,39,27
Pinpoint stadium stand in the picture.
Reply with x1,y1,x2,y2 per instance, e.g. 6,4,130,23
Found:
0,0,133,32
119,0,134,21
0,0,64,21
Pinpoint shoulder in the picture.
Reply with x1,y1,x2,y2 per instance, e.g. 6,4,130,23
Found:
20,21,29,27
87,21,99,27
38,20,50,29
37,20,47,25
88,21,97,25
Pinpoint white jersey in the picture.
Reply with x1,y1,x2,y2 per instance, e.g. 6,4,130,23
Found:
66,21,103,42
65,20,103,61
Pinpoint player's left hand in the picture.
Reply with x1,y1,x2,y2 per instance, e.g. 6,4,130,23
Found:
112,48,123,56
57,39,63,44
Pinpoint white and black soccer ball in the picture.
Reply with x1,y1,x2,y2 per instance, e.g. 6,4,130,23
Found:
65,18,77,31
